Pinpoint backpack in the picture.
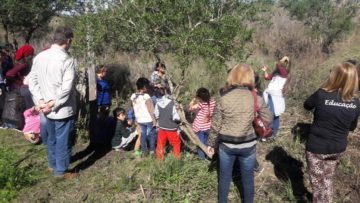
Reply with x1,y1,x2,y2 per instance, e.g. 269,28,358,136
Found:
2,90,26,129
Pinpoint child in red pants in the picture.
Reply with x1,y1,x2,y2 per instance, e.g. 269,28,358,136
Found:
154,88,181,160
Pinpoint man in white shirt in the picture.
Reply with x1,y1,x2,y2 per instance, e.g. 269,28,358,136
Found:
29,26,76,179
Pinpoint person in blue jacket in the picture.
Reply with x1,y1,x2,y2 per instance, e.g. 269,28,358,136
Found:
96,65,111,108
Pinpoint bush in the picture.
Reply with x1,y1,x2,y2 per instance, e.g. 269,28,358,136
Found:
0,147,35,202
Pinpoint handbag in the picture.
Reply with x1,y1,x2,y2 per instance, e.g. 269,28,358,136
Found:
251,90,272,139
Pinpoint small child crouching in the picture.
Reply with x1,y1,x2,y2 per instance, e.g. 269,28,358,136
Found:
111,108,136,151
22,107,41,144
154,88,181,160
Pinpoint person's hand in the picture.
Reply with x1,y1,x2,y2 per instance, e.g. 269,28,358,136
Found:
41,100,55,114
152,120,157,128
35,100,45,112
261,65,268,72
207,146,215,158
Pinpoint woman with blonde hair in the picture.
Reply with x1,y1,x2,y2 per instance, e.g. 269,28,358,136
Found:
262,56,291,140
208,64,272,203
304,62,360,203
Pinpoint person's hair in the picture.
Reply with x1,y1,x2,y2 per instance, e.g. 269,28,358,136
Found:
196,87,210,104
276,59,291,74
222,63,255,92
154,62,166,71
113,107,126,118
95,64,107,74
53,26,74,45
346,59,358,66
322,62,358,102
136,77,150,90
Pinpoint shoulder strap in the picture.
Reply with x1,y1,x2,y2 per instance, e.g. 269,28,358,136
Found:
251,90,260,115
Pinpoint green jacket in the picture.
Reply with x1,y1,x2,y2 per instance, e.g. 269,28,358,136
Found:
111,121,130,147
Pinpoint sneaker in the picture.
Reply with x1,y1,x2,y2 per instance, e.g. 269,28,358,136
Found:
261,138,267,142
149,151,155,158
47,167,54,174
63,172,77,180
55,172,77,180
254,164,264,173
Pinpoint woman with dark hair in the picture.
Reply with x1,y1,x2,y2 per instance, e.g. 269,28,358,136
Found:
149,62,168,105
188,87,216,159
208,64,272,203
304,62,359,203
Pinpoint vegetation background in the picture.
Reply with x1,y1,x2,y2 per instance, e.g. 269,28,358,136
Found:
1,0,360,202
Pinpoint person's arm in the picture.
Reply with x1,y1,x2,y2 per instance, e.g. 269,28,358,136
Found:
304,90,320,111
154,103,159,120
261,65,273,80
172,104,180,122
52,58,76,111
350,104,360,131
145,98,156,126
28,59,44,106
5,63,25,79
119,122,131,138
188,98,200,112
208,99,223,147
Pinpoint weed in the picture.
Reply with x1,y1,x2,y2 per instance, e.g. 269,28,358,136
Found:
0,147,37,202
338,155,356,174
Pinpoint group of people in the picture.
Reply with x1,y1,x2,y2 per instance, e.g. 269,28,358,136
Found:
206,61,359,203
1,25,359,203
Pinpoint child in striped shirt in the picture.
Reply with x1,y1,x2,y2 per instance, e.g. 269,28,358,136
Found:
188,87,216,159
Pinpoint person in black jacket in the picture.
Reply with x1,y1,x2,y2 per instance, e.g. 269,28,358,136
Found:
111,108,131,151
304,62,360,203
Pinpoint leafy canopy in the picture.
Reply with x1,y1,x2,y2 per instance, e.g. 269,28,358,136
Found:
72,0,259,70
0,0,74,43
280,0,358,53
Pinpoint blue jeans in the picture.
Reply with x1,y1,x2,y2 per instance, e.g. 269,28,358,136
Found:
268,95,280,138
46,116,75,176
218,143,256,203
139,122,156,153
40,113,48,145
197,131,209,159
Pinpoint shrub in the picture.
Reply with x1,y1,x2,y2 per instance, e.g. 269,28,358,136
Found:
0,147,35,202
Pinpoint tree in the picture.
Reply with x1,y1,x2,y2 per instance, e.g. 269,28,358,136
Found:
71,0,262,157
0,0,74,43
280,0,358,53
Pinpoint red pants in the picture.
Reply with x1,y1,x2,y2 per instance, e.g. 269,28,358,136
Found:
156,128,181,160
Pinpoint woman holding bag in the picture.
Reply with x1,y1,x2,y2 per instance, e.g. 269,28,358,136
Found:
207,64,272,203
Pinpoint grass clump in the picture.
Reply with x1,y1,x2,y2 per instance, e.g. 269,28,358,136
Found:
0,147,37,202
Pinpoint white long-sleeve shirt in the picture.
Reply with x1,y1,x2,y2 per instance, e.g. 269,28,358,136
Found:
28,44,76,119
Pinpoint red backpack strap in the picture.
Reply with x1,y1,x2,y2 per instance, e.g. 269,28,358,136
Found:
251,90,260,114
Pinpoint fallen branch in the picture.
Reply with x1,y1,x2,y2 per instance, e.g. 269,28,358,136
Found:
167,75,213,158
140,184,146,200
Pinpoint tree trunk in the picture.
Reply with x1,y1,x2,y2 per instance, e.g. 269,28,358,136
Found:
168,76,213,158
25,26,38,44
3,23,9,44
